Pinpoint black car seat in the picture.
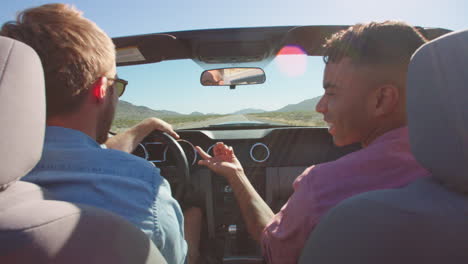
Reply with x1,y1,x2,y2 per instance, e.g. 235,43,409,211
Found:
298,29,468,263
0,36,167,264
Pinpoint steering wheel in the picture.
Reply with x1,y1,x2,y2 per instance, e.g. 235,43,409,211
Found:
146,131,190,201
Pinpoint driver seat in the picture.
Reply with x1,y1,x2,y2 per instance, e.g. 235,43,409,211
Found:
0,36,167,263
298,29,468,263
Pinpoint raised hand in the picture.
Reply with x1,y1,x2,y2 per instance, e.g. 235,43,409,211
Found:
196,142,244,180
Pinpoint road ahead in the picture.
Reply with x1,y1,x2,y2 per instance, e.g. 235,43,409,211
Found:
175,114,286,129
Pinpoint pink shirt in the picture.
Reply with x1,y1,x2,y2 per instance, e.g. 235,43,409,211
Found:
261,127,430,264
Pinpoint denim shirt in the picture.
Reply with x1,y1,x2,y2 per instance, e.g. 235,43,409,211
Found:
23,126,187,264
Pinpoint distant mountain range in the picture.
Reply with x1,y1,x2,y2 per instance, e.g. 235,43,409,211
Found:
274,97,321,112
116,96,321,118
230,108,266,115
115,100,181,120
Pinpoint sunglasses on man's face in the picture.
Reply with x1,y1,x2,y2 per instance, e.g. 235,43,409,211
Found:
108,77,128,97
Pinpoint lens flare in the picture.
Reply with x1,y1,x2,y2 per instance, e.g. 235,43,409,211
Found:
276,45,307,77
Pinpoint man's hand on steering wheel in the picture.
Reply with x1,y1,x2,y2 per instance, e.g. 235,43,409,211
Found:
106,118,190,201
105,117,179,153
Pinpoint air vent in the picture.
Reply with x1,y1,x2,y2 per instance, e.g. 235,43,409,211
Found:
250,143,270,163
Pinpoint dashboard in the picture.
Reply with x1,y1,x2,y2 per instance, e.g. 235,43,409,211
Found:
133,127,359,264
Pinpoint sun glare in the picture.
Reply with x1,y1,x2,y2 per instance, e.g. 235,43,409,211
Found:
275,45,308,77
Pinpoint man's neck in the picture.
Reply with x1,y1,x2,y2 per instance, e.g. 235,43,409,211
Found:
361,119,407,148
47,113,98,141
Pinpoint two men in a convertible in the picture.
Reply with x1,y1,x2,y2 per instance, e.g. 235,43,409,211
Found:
2,3,430,263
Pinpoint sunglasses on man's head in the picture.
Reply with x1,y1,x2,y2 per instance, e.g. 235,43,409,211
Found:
108,77,128,97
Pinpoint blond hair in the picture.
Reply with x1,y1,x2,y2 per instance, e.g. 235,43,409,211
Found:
1,3,115,118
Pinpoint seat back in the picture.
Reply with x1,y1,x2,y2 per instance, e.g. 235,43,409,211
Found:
0,35,44,190
299,29,468,263
0,36,167,263
406,29,468,192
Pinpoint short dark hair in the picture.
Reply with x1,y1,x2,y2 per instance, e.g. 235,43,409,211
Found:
323,21,427,66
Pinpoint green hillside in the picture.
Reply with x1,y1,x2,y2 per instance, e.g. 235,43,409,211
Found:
112,100,224,132
246,96,325,126
230,108,266,115
274,96,321,112
115,100,181,120
112,96,325,132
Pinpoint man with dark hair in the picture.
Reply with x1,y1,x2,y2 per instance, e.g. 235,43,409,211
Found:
197,21,430,264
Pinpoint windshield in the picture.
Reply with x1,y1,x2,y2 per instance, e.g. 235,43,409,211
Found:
113,55,327,131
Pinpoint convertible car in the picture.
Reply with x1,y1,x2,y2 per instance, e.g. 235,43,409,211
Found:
110,25,451,263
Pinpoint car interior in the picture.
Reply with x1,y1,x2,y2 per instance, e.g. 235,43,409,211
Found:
112,25,452,263
0,23,459,263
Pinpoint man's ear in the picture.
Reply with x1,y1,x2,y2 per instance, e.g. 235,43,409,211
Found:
374,84,400,117
92,76,108,102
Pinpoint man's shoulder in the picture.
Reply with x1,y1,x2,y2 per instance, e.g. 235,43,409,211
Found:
313,130,413,174
36,144,161,183
297,134,415,187
45,141,153,166
302,148,367,177
101,148,155,167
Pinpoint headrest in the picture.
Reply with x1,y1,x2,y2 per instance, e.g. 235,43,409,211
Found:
407,29,468,192
0,37,45,189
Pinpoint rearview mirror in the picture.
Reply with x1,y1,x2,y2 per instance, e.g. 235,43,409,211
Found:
200,68,266,86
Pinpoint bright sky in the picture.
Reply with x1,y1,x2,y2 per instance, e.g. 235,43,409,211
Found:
1,0,466,114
